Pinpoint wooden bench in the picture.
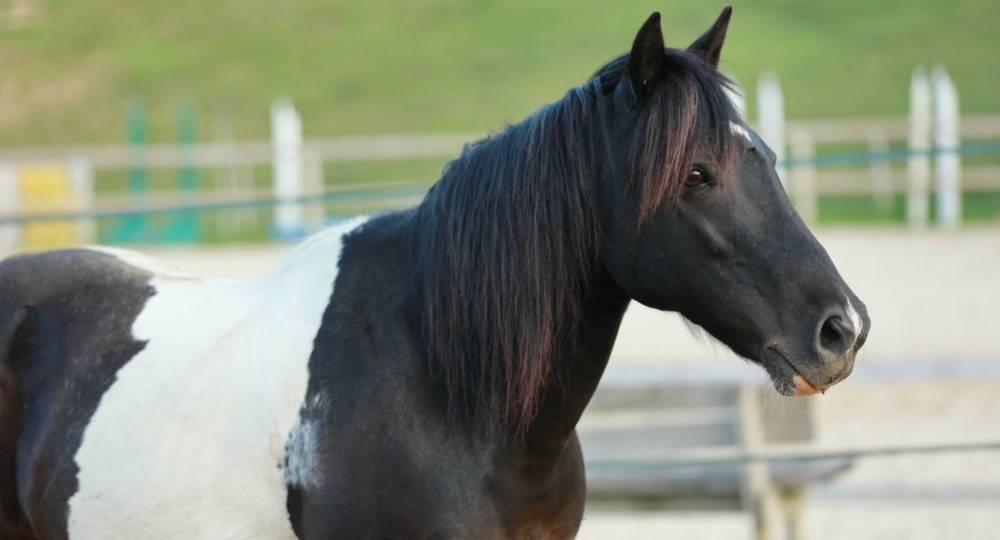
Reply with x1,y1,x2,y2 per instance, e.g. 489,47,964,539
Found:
580,380,850,540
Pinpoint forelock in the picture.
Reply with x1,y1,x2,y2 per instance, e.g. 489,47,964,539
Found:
628,48,742,222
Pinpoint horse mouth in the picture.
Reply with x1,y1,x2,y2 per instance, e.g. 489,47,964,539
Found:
763,348,823,397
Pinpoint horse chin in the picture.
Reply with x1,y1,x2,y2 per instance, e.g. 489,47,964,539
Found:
762,348,824,397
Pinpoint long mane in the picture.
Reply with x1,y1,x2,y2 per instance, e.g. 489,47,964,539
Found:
415,48,741,438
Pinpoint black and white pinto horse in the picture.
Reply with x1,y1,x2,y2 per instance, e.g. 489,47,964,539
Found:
0,9,869,539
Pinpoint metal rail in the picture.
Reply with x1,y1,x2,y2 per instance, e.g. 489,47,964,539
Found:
0,142,997,226
0,184,430,225
0,114,997,167
780,140,1000,167
585,440,1000,471
0,133,481,168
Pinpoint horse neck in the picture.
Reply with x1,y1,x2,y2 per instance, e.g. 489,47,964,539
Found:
518,272,630,461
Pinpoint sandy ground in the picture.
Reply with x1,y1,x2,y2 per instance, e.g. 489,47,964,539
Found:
8,226,1000,539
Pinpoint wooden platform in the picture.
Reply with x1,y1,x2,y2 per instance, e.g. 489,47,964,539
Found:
581,382,851,539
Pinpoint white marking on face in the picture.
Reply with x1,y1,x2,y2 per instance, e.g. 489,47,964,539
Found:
845,299,863,346
68,216,368,540
729,121,752,143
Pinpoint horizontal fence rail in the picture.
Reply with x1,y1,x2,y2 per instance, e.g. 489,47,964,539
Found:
0,141,997,225
0,133,483,168
585,440,1000,471
0,183,429,225
0,115,997,168
0,112,998,252
780,139,1000,168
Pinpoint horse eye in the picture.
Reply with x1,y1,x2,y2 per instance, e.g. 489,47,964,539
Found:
684,169,707,187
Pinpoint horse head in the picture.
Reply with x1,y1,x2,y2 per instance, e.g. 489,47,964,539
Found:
596,9,870,396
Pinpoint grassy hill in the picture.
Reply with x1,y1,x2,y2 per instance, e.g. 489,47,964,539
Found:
0,0,998,147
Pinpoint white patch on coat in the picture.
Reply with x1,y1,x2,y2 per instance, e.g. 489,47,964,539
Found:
67,216,368,540
283,391,330,490
729,121,752,143
283,414,320,489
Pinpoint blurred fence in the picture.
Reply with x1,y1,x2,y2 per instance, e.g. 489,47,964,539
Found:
0,131,476,250
0,65,998,252
1,120,997,249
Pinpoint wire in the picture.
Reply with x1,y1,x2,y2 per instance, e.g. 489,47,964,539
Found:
585,440,1000,470
779,140,1000,168
0,140,998,225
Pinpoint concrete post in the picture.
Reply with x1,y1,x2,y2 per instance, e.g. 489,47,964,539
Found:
69,157,95,244
867,127,893,213
0,163,19,253
932,65,961,229
790,128,817,226
907,66,932,228
723,71,746,120
757,70,786,188
271,97,304,239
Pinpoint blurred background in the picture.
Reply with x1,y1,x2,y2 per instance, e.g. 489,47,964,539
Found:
1,1,998,538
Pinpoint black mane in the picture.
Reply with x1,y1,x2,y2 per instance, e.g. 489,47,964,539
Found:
416,47,742,437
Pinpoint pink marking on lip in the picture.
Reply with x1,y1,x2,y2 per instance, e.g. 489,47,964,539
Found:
793,374,822,396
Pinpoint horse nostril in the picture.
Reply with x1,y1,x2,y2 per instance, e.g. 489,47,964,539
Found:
818,315,854,358
820,317,843,347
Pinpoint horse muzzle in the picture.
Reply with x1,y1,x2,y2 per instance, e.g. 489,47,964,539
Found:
763,298,870,396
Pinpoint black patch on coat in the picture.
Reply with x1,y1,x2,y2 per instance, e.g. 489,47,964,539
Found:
0,249,155,539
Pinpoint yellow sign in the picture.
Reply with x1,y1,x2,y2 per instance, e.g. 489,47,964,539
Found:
18,165,78,250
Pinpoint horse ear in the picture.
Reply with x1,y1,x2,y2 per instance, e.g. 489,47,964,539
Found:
688,6,732,68
628,12,665,100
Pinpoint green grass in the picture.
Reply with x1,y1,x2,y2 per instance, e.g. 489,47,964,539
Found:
963,191,1000,223
324,157,453,186
817,191,1000,225
5,0,999,233
1,0,998,148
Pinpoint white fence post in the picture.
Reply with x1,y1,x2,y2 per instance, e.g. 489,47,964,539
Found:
69,157,95,244
304,150,325,233
757,70,786,187
723,72,746,120
739,387,789,540
867,127,893,212
0,163,18,253
271,98,304,239
932,65,961,229
212,106,239,238
790,128,817,226
907,66,932,228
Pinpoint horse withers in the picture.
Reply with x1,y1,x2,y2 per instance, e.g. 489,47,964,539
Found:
0,8,868,539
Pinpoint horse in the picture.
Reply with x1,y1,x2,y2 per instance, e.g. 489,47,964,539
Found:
0,8,869,539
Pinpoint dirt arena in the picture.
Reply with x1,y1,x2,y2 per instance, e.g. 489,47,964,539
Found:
53,226,1000,539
